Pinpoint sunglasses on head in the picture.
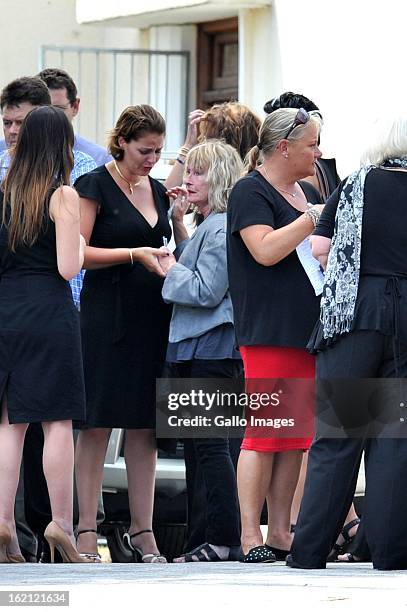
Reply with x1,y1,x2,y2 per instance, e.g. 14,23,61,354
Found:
284,107,310,139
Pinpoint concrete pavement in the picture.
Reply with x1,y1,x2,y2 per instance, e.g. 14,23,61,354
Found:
0,562,406,611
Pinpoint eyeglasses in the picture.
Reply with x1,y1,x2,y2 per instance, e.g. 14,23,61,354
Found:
284,108,310,139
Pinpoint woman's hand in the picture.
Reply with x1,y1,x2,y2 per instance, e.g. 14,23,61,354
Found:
166,185,190,222
184,109,205,149
310,204,325,215
158,252,177,275
133,246,171,278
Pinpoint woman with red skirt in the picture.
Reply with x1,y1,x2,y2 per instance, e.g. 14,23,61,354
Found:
227,107,323,562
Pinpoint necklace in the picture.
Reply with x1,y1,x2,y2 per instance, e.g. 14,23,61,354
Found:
262,164,297,197
114,160,142,195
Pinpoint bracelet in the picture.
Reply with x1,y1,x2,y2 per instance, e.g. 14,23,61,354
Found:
178,145,190,157
128,249,134,266
176,156,185,165
304,208,321,228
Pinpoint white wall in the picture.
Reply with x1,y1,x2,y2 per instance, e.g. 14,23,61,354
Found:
267,0,407,176
0,0,137,145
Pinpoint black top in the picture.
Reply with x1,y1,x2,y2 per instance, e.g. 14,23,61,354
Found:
0,192,58,276
315,158,340,201
315,168,407,277
74,166,172,429
310,167,407,350
227,170,321,349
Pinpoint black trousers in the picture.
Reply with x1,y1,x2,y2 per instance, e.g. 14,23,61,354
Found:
291,330,407,570
166,359,242,548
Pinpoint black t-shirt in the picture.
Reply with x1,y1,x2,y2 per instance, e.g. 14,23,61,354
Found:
314,168,407,277
227,170,321,348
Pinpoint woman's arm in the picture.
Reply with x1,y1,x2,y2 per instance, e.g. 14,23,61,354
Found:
240,205,324,266
49,186,83,280
80,196,167,277
166,186,190,245
310,235,331,269
164,109,205,189
307,183,341,268
162,230,228,308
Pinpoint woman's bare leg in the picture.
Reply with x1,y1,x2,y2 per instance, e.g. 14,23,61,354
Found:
237,449,274,555
265,450,303,551
42,420,76,537
75,428,111,554
290,451,308,526
125,428,160,555
0,399,28,555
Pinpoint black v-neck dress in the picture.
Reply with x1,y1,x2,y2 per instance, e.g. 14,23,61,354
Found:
74,166,172,429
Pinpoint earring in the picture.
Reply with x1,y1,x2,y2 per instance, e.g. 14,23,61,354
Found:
284,154,289,159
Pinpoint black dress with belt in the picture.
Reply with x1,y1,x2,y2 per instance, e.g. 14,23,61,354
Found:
74,166,172,429
0,192,85,424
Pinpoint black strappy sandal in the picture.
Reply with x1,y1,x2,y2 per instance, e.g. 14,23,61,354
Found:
175,542,242,563
327,518,361,562
123,529,167,563
75,529,102,563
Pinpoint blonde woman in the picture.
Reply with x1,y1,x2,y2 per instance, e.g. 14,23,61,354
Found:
227,108,323,562
160,140,244,562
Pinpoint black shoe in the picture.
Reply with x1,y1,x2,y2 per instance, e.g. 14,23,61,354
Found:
241,545,276,563
38,536,63,563
265,545,290,561
286,553,326,569
19,547,37,564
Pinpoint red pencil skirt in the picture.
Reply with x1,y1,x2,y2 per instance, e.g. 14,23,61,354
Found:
240,345,315,453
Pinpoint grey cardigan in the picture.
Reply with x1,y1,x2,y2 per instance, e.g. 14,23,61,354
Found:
162,212,234,343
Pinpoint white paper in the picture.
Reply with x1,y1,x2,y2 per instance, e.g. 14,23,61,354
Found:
296,238,324,296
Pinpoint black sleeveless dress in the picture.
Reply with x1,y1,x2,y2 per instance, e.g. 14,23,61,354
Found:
74,167,172,429
0,192,86,424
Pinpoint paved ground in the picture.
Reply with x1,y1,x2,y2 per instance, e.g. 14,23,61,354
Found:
0,562,406,611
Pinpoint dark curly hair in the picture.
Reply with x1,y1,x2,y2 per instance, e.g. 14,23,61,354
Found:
37,68,77,106
264,91,320,115
0,77,51,110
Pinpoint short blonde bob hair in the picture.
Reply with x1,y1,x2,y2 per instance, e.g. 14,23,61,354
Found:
361,114,407,166
185,140,243,213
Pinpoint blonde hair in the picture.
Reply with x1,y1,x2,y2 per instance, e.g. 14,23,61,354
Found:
245,108,322,173
185,140,244,213
361,114,407,166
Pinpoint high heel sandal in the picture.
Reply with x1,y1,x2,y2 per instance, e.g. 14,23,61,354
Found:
75,529,102,563
123,529,167,563
44,521,94,563
0,525,25,563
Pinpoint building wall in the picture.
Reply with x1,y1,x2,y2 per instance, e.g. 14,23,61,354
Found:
260,0,407,176
0,0,137,145
6,0,407,173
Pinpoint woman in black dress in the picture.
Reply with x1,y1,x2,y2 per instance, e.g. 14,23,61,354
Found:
74,105,172,563
0,106,89,563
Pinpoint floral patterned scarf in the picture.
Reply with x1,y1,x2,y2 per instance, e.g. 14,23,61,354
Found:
320,158,407,339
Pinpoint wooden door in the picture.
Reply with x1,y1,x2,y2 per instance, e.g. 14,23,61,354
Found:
197,17,238,109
